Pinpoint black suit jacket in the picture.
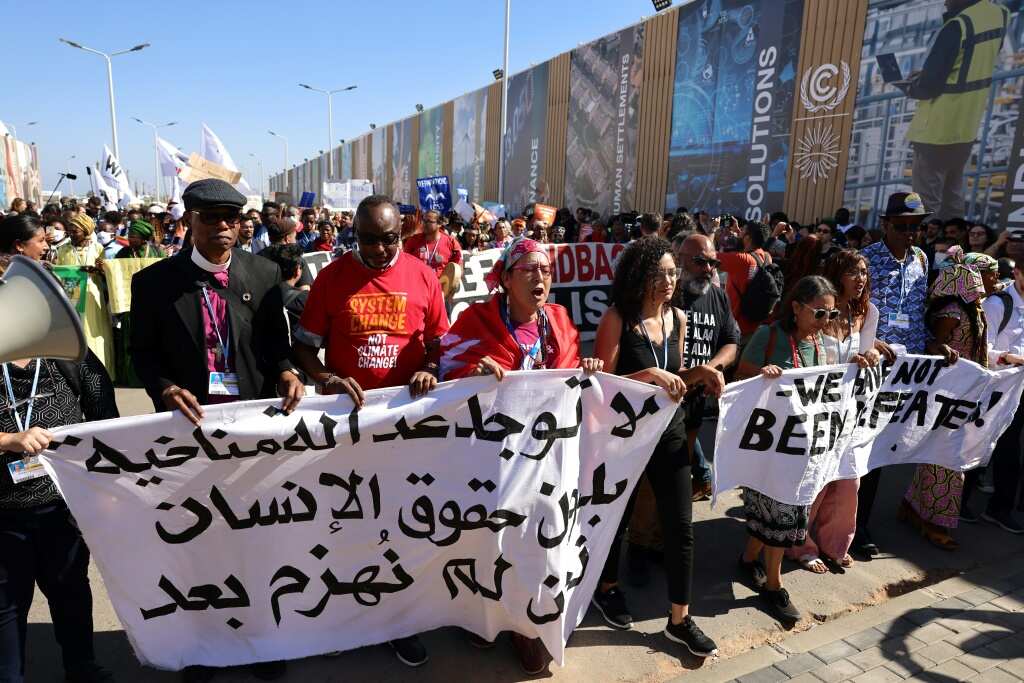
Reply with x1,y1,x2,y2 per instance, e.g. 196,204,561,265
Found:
130,247,295,411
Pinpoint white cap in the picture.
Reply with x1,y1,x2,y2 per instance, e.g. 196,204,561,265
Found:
146,202,167,214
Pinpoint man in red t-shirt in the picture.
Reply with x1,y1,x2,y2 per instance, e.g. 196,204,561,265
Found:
293,195,448,668
717,220,773,339
402,210,462,278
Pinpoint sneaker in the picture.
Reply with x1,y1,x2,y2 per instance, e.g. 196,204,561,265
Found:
390,635,429,667
663,616,718,657
738,554,767,590
981,509,1024,534
626,543,651,587
180,666,215,683
510,633,548,674
959,505,979,524
762,588,801,624
65,663,115,683
250,661,286,681
591,586,633,629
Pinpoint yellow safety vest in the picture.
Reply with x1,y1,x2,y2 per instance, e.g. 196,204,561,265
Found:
907,0,1009,146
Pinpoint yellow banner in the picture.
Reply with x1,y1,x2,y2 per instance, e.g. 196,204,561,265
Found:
103,258,162,315
183,154,242,184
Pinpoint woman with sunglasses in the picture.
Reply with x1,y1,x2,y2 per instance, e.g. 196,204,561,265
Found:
734,275,837,625
784,252,880,575
438,238,599,674
590,237,719,658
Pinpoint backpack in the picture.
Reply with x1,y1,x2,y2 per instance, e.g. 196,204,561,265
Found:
740,252,785,323
993,290,1014,335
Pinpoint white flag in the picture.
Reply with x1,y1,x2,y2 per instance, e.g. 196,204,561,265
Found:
168,175,185,219
200,124,253,194
88,165,119,210
101,145,135,206
157,137,190,178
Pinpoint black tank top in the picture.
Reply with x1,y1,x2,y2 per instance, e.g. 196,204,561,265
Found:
617,308,686,437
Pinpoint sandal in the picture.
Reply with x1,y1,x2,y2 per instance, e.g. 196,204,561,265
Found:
839,554,854,568
819,554,846,574
797,555,828,574
738,554,767,589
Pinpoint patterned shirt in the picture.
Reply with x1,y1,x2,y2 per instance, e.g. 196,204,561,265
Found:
863,241,929,353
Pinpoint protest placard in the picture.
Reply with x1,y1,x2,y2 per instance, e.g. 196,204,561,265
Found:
182,154,242,185
417,175,452,213
322,180,373,210
450,243,624,341
51,265,88,316
301,251,334,281
40,371,675,670
103,258,163,315
714,357,1024,506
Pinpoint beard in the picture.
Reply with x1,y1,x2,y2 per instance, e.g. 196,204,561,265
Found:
682,273,711,296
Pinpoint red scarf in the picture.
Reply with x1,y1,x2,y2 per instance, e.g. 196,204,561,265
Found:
440,295,580,380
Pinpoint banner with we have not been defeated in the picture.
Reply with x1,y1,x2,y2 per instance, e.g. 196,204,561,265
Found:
40,371,675,670
714,355,1024,506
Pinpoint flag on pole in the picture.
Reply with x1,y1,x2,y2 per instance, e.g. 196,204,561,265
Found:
200,124,253,194
101,145,135,207
156,137,189,178
87,165,118,210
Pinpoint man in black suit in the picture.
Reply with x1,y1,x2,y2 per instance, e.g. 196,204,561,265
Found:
131,179,304,426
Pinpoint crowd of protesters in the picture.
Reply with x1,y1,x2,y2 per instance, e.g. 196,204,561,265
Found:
0,183,1023,682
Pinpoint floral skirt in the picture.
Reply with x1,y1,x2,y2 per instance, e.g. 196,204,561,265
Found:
904,464,962,529
742,487,809,548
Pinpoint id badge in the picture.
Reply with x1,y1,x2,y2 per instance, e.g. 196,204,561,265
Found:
888,313,910,329
208,371,241,396
8,455,50,484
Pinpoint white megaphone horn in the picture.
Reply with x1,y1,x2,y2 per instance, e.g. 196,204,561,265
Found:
0,256,86,364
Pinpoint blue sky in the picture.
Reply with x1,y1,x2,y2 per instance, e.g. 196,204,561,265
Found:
5,0,675,194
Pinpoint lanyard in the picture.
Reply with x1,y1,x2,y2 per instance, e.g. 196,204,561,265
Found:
3,361,41,432
639,310,670,371
788,333,821,368
423,235,441,265
201,286,230,366
501,296,546,370
842,308,855,362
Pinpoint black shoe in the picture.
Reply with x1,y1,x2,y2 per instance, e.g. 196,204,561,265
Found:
65,662,115,683
852,528,879,556
181,666,215,683
959,505,979,524
591,586,633,629
250,660,286,681
664,616,718,657
390,635,428,667
738,554,767,590
626,543,651,587
982,509,1024,534
762,588,801,624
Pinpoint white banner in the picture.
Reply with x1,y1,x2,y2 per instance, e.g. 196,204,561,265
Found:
40,371,674,670
714,356,1024,506
450,243,625,341
322,179,373,210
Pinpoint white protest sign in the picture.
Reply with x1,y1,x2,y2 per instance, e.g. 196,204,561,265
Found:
41,371,675,670
322,179,373,209
301,251,334,281
714,356,1024,506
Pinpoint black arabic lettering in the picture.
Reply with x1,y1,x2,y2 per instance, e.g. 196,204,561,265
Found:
372,415,450,442
588,464,628,506
398,495,527,546
269,565,310,626
155,497,213,544
318,471,381,521
566,537,589,590
295,549,415,618
519,397,583,460
86,438,150,474
536,488,585,549
527,576,565,624
441,555,512,601
454,394,526,441
282,413,339,451
209,482,318,530
140,574,249,620
609,392,661,438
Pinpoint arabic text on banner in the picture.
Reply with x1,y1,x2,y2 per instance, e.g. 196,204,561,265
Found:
40,371,675,670
714,356,1024,506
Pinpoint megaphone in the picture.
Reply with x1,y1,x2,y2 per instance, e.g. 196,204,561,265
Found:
0,255,86,363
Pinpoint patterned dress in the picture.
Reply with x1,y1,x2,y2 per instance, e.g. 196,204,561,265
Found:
903,301,987,528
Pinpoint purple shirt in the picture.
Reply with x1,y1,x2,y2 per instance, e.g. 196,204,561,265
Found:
201,271,236,403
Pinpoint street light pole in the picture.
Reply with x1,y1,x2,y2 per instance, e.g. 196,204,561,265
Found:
498,0,511,205
298,84,357,178
250,153,265,201
268,130,290,196
67,154,77,197
59,39,150,160
133,118,176,201
6,121,37,141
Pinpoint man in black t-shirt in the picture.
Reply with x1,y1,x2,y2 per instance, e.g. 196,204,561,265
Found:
676,234,739,498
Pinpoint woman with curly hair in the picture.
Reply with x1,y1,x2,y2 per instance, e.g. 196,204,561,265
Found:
785,251,880,575
591,236,720,658
735,275,837,625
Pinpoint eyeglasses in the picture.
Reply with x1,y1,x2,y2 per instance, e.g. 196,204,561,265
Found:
357,231,401,247
512,263,552,277
800,302,840,320
691,255,721,269
649,269,679,281
198,209,242,226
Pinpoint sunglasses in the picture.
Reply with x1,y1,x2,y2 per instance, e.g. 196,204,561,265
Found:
198,209,242,225
357,231,401,246
691,255,721,268
800,302,840,320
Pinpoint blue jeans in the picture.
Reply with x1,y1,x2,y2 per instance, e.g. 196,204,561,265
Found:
691,432,712,486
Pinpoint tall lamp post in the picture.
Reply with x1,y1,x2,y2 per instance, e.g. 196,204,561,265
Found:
66,154,77,197
498,0,511,205
249,153,265,201
268,130,290,196
298,83,357,178
59,38,150,160
6,121,38,141
132,118,176,201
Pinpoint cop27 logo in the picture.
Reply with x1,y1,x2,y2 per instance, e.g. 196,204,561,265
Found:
800,62,851,113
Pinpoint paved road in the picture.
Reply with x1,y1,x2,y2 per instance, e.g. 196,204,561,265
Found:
22,389,1024,682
